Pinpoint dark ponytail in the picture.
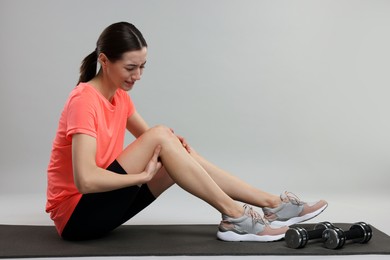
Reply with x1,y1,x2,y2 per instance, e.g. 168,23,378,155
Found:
77,22,147,84
78,49,98,84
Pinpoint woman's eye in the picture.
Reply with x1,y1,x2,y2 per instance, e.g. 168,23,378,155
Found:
126,66,145,71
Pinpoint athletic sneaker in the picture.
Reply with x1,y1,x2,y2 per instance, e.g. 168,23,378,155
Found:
217,204,288,242
262,191,328,227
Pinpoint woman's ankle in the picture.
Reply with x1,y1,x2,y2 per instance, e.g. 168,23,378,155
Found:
224,205,244,219
266,195,282,208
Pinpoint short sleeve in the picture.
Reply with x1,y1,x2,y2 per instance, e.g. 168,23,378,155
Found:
66,92,97,140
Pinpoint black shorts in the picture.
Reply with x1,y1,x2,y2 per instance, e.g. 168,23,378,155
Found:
61,160,156,241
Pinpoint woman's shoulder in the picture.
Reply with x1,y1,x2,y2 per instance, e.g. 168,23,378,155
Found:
64,83,100,110
67,83,104,105
70,82,96,96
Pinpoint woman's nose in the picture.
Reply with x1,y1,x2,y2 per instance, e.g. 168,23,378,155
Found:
131,68,142,81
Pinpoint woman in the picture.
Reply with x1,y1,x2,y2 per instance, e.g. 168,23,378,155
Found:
46,22,328,241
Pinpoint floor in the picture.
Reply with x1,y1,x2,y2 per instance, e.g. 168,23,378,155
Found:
0,190,388,260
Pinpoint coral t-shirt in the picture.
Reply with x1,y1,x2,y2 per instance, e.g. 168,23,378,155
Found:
46,83,135,234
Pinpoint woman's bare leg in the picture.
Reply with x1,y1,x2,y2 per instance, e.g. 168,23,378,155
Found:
188,149,328,226
116,125,243,218
146,166,174,197
189,149,281,208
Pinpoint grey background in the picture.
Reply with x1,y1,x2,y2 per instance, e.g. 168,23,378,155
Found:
1,0,389,223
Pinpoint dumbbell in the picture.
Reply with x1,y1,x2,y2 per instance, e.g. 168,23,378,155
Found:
285,221,335,249
322,222,372,249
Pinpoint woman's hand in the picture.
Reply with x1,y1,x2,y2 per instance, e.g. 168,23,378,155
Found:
170,128,191,153
142,145,163,182
177,134,191,153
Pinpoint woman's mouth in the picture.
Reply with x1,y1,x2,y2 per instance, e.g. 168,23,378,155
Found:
124,81,134,89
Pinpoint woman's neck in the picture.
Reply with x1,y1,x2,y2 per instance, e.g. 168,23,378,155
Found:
88,72,117,102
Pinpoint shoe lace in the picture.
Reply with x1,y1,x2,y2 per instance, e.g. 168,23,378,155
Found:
282,191,305,205
243,204,269,225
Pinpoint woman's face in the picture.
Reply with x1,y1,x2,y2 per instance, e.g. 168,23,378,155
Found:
104,47,147,91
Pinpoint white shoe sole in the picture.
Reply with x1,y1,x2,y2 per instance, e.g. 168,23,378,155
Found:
217,230,285,242
270,203,328,227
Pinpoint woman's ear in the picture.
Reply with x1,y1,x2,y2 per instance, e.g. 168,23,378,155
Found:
98,53,109,69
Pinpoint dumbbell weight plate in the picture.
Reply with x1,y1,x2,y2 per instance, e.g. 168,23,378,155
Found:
323,227,346,249
285,227,308,249
350,222,372,243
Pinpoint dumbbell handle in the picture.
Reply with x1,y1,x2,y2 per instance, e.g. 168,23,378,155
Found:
306,228,325,239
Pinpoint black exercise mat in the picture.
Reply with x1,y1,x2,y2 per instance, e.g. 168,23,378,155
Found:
0,223,389,258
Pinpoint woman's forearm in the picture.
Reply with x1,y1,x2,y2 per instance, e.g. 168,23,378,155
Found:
74,166,146,194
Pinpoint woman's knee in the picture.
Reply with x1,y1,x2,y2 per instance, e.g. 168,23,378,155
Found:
145,125,176,143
